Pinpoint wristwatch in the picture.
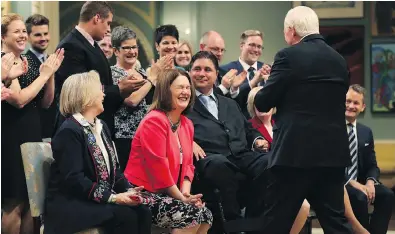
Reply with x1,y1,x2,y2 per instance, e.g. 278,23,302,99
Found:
109,194,117,204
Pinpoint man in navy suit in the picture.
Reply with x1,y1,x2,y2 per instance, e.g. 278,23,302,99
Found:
345,84,394,234
221,30,270,118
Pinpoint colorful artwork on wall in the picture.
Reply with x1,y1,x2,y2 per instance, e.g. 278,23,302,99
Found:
371,43,395,113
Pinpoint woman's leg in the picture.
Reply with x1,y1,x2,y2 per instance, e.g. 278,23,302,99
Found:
290,199,310,234
171,225,200,234
133,205,152,234
196,223,211,234
343,187,369,234
103,205,140,234
20,206,33,234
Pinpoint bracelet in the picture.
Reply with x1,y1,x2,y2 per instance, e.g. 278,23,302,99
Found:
108,194,117,203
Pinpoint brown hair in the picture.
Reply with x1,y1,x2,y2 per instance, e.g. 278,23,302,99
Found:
25,14,49,35
150,69,195,115
240,29,263,43
79,1,113,23
349,84,366,103
1,13,24,37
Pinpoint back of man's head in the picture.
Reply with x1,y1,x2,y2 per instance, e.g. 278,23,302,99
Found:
79,1,113,23
284,6,319,38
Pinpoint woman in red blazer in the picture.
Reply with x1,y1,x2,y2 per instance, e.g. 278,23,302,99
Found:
124,69,212,233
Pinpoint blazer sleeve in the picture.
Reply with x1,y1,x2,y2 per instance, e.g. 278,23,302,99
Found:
255,49,292,113
52,127,112,203
365,128,380,181
55,43,89,96
140,115,175,190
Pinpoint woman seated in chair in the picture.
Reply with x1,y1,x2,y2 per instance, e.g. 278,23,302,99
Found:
247,86,369,234
44,71,152,234
124,69,213,234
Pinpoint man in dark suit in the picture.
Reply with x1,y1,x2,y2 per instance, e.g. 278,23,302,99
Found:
254,6,353,233
221,30,270,118
344,84,394,234
199,31,246,99
54,1,145,137
187,51,269,224
25,14,56,139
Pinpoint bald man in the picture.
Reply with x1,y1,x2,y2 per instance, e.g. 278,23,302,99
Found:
199,31,245,99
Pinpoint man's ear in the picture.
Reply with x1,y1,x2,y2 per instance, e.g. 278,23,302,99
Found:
361,103,366,113
199,43,205,51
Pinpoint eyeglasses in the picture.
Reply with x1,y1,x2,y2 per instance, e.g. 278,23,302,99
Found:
119,45,139,52
245,43,264,51
208,47,226,54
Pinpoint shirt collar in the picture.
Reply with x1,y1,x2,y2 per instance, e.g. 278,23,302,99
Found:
75,25,95,47
346,119,357,128
29,48,46,61
195,89,217,102
239,57,258,72
73,113,102,133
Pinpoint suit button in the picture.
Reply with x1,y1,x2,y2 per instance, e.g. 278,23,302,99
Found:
226,129,230,133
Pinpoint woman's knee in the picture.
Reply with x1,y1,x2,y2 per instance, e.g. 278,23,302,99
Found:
301,200,310,215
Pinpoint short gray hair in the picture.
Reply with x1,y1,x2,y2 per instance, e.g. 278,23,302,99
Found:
111,26,137,49
59,70,102,116
284,6,319,37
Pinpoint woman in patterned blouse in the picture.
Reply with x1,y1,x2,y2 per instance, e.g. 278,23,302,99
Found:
110,26,158,171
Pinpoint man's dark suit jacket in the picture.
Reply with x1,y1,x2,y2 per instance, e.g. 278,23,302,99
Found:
186,92,261,158
54,28,123,136
346,123,380,183
255,34,351,169
221,60,264,118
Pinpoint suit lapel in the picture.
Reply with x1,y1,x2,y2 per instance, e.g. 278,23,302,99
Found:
356,123,365,172
216,94,227,122
193,96,221,124
71,28,98,57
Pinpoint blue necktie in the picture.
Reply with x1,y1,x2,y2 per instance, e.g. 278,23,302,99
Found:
347,123,358,181
199,95,218,119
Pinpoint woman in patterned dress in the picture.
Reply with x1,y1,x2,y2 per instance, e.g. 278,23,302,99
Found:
110,26,159,171
124,69,213,233
1,13,64,234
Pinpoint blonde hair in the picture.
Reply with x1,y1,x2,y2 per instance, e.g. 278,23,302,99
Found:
59,70,102,116
247,86,263,118
284,6,319,37
1,13,24,37
240,30,263,43
178,40,193,54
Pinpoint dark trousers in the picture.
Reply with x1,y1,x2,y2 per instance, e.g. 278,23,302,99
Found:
258,167,352,234
346,183,394,234
114,138,132,172
103,204,152,234
195,152,268,221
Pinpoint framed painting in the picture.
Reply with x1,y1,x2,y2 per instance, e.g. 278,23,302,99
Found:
371,2,395,37
320,26,364,86
371,43,395,113
293,1,363,19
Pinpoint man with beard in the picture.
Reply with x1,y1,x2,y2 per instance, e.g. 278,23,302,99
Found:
25,14,56,139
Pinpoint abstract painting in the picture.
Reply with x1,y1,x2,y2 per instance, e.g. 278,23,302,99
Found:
371,2,395,37
320,26,364,86
293,1,363,18
371,43,395,113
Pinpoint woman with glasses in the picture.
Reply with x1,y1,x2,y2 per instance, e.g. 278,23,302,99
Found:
110,26,158,171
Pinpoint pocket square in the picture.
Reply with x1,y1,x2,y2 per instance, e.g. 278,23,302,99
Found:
364,143,370,146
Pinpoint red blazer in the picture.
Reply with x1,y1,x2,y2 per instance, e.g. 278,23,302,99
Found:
124,110,195,193
249,117,274,149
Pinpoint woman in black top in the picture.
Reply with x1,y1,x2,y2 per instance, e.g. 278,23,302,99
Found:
1,13,63,234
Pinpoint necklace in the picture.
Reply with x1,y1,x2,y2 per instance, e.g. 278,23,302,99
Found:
166,113,180,132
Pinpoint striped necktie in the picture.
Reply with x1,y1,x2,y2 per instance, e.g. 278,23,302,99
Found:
347,123,358,180
248,67,255,81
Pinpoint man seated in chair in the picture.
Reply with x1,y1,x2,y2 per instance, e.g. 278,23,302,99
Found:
344,84,394,234
186,51,269,224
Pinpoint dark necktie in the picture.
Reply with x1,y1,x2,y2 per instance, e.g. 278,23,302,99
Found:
248,67,255,81
347,123,358,181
